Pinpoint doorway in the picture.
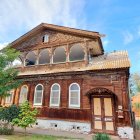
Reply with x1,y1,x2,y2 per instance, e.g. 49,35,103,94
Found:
92,96,115,134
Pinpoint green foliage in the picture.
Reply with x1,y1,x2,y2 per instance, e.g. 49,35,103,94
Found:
130,73,140,97
93,133,111,140
0,105,19,135
136,120,140,130
0,127,14,135
12,101,38,133
0,105,20,122
0,46,22,98
134,102,140,110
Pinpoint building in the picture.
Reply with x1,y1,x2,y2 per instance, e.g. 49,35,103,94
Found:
1,23,134,139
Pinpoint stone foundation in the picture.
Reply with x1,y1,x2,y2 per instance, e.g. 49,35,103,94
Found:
117,127,134,139
35,119,91,133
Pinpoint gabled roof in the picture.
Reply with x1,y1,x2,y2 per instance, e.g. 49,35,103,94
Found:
10,23,104,51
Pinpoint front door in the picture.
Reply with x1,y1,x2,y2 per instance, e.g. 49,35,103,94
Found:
92,96,115,134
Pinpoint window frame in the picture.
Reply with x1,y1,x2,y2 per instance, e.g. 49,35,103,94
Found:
38,49,50,65
50,83,61,107
25,51,37,66
43,34,49,43
5,90,14,105
33,84,44,106
69,44,85,62
53,47,66,64
69,83,80,108
19,85,28,104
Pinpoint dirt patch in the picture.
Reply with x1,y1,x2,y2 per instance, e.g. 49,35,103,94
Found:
135,130,140,140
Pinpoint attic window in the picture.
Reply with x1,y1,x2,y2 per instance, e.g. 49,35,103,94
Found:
43,34,49,43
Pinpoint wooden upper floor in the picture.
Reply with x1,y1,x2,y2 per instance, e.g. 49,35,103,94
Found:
10,23,130,76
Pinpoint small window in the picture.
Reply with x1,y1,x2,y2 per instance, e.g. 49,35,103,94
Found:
43,34,49,43
50,83,60,107
19,85,28,104
34,84,44,106
69,83,80,108
5,90,14,104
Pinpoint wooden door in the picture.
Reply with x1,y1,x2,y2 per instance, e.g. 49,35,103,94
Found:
92,96,115,134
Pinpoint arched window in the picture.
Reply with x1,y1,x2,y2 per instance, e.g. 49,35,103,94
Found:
25,51,36,66
69,83,80,108
34,84,43,106
50,83,60,107
53,47,66,63
5,90,14,104
69,44,85,61
39,49,50,64
19,85,28,104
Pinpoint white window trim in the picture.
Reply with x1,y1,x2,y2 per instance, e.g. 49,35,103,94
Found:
5,90,14,104
33,84,44,106
69,83,80,108
19,85,28,104
50,83,61,107
43,34,49,43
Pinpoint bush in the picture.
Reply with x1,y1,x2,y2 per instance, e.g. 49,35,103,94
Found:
0,105,19,135
0,105,20,122
136,120,140,130
0,127,13,135
93,133,111,140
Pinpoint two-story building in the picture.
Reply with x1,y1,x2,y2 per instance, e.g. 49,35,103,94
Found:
1,23,134,139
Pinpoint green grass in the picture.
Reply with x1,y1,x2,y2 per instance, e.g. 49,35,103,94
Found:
93,133,111,140
0,133,82,140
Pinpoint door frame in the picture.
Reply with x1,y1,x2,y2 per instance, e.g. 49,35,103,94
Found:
91,94,116,134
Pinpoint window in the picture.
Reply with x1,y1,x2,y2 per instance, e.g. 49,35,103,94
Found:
34,84,44,106
69,44,85,61
19,85,28,104
50,83,60,107
43,34,49,42
39,49,50,64
5,90,14,104
25,51,36,66
69,83,80,108
53,47,66,63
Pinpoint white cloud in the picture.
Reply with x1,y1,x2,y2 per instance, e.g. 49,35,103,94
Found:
123,31,134,45
103,40,109,47
0,0,86,41
0,42,8,50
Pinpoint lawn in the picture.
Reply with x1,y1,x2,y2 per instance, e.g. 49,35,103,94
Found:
0,133,82,140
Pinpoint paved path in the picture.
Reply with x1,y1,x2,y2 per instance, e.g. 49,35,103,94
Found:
14,127,121,140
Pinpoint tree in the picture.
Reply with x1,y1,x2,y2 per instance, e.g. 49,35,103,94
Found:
129,73,140,97
0,46,21,101
12,101,38,135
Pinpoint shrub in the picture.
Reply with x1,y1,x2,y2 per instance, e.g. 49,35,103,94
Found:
0,105,19,135
0,127,13,135
136,120,140,130
0,105,20,122
93,133,111,140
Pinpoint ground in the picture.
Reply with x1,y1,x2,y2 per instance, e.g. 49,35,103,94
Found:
0,127,124,140
0,133,82,140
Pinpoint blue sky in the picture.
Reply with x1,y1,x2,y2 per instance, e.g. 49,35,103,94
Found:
0,0,140,73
